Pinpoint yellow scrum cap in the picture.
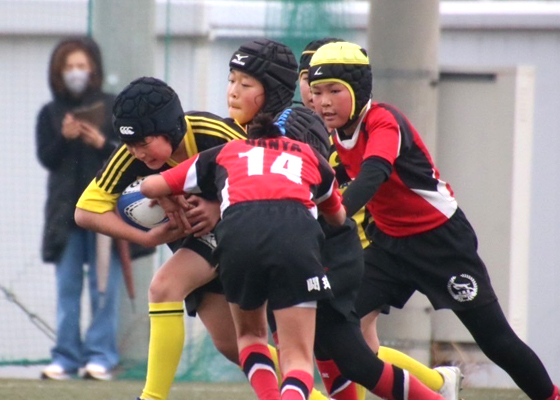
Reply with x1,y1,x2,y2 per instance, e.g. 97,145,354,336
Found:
308,42,372,124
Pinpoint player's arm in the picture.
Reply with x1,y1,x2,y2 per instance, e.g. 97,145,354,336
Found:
314,151,346,226
75,147,188,246
141,175,173,199
77,189,193,249
342,156,392,217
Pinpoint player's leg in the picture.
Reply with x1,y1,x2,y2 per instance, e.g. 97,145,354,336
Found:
316,314,444,400
358,303,449,396
315,345,358,400
357,244,459,399
268,309,330,400
274,306,317,400
139,248,217,400
230,303,280,400
456,301,558,400
196,291,239,364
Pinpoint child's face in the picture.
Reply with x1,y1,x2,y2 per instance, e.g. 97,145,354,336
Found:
298,72,313,109
311,82,353,131
126,136,173,170
227,70,265,126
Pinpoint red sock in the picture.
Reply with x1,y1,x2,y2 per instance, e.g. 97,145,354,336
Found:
372,362,444,400
316,359,358,400
281,370,314,400
240,344,280,400
544,385,559,400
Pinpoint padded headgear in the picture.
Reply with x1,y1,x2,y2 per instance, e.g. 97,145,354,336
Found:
112,77,186,151
308,42,372,128
229,39,298,116
274,107,331,159
298,37,343,78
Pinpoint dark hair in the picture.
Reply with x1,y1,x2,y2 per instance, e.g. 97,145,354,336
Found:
247,113,283,139
48,37,103,98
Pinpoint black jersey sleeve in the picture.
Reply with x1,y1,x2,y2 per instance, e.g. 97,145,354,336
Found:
342,156,392,217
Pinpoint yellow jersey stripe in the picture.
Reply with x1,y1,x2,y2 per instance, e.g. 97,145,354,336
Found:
188,117,246,140
183,117,199,159
106,155,137,193
99,150,134,192
97,146,129,188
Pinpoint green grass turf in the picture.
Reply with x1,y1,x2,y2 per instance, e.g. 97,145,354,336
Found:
0,379,529,400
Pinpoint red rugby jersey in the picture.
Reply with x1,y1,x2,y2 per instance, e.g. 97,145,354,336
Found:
162,137,342,218
333,102,457,236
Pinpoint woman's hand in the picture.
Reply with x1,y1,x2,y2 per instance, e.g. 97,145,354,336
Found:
61,113,81,140
79,121,106,149
184,196,221,237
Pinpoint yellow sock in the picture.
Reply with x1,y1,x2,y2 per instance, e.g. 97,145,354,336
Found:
267,344,282,381
356,383,367,400
140,302,185,400
267,344,328,400
378,346,444,391
309,387,329,400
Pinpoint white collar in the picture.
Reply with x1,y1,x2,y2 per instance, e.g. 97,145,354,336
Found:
334,100,372,150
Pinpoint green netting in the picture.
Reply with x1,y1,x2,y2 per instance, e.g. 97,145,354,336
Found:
264,0,352,102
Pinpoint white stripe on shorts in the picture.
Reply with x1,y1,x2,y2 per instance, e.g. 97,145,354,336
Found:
294,301,317,309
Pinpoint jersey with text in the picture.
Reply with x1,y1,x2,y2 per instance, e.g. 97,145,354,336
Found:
333,102,457,237
162,137,342,218
76,111,246,213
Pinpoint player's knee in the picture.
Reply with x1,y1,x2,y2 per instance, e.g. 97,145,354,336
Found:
211,337,239,364
148,274,184,302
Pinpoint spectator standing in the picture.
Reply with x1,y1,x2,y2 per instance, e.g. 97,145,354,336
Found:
36,36,122,381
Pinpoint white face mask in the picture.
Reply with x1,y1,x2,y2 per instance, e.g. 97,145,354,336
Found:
63,69,90,96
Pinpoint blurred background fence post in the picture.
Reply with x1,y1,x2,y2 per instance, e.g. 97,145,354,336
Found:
367,0,441,366
90,0,157,373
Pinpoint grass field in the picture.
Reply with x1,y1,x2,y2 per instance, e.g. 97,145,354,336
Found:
0,379,530,400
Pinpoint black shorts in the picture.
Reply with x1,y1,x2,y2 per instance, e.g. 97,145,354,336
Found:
168,233,224,317
268,217,364,332
355,208,498,318
215,201,333,311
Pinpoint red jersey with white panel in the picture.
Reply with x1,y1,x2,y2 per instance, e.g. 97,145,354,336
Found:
333,102,457,237
162,137,342,218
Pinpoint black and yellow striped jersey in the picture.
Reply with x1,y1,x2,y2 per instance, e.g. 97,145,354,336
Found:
328,138,372,249
76,111,246,214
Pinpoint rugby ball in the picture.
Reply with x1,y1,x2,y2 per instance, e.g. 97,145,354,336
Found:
117,177,168,231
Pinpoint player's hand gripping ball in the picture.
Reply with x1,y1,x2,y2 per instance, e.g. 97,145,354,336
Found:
117,177,168,231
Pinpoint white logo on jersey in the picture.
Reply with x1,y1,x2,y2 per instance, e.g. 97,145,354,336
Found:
314,66,323,76
447,274,478,302
120,126,135,135
231,54,249,66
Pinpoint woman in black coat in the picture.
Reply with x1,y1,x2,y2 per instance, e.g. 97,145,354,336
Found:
36,36,121,381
